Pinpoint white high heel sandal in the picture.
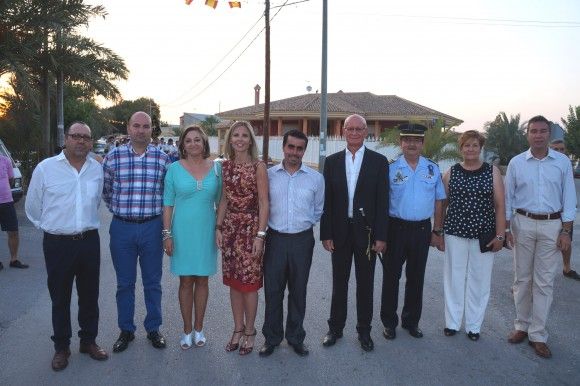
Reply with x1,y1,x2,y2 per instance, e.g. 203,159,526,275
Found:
180,332,193,350
194,330,206,347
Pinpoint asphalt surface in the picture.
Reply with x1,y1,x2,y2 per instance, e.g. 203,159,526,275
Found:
1,198,579,386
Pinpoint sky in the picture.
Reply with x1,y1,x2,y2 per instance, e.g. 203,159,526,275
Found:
83,0,580,130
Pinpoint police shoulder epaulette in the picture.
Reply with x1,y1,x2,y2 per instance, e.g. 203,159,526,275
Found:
425,157,437,165
388,158,395,165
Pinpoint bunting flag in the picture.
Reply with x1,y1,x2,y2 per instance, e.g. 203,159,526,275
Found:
185,0,193,4
228,1,241,7
205,0,218,8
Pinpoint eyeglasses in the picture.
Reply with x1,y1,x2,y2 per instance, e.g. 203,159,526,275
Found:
67,133,92,141
344,127,366,133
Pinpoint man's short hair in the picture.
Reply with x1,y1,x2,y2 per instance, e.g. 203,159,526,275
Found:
527,115,551,132
65,121,89,135
283,129,308,148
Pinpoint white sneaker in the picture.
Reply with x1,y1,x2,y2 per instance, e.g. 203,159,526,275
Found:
194,330,206,347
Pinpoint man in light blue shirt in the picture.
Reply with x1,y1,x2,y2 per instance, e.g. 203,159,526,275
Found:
505,115,576,359
259,130,324,358
381,123,446,340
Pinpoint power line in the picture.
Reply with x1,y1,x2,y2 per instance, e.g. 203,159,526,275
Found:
168,0,292,109
161,14,264,107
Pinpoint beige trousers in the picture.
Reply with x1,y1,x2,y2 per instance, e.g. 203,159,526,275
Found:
512,214,561,343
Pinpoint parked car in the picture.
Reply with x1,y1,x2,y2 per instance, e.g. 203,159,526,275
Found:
574,160,580,179
0,139,24,203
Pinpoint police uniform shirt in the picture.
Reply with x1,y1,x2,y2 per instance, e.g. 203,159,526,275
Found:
388,155,446,221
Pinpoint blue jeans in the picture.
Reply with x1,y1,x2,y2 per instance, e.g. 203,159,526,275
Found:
110,216,163,333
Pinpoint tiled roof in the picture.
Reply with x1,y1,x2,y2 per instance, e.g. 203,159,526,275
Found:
217,92,462,126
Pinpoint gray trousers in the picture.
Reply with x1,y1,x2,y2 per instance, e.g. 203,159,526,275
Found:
262,228,314,346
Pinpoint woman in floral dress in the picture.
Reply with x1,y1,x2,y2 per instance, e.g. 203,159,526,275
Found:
216,121,269,355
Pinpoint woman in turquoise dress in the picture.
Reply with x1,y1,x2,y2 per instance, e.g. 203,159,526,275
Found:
162,126,221,350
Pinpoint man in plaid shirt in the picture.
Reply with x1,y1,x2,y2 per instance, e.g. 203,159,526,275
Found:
103,111,171,353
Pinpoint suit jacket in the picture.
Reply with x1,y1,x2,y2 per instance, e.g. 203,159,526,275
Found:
320,147,389,249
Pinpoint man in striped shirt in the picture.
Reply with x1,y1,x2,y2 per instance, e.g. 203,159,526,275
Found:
103,111,171,353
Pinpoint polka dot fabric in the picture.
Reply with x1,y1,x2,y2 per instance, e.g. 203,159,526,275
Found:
444,162,495,239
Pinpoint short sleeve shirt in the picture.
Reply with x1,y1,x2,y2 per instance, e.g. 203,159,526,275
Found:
0,155,14,204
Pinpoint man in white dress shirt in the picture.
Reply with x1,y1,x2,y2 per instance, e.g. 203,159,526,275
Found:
258,129,324,357
26,122,108,371
505,115,576,358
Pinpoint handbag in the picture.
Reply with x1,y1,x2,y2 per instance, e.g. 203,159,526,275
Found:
478,230,495,253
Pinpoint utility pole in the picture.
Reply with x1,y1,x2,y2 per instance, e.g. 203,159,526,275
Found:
319,0,328,171
56,27,64,148
262,0,270,163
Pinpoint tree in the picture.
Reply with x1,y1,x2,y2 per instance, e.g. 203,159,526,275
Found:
379,119,460,161
105,98,161,134
484,112,527,165
562,105,580,159
200,115,220,136
0,0,127,157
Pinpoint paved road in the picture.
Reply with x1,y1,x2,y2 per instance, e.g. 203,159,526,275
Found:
1,199,579,386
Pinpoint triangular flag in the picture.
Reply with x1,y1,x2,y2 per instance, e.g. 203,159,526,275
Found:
229,1,241,7
185,0,193,4
205,0,218,9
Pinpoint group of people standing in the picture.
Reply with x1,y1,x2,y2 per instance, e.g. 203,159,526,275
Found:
23,111,575,371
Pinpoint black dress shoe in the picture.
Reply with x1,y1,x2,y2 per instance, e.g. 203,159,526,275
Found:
383,327,396,340
113,331,135,353
358,333,374,352
289,343,309,356
322,331,342,347
147,331,167,349
403,326,423,338
258,343,277,357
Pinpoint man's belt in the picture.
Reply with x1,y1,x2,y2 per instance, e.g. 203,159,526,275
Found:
389,217,431,228
114,215,160,224
44,229,98,241
516,209,561,220
268,227,312,236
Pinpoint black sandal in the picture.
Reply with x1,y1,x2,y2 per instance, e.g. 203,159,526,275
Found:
467,331,480,341
225,326,245,352
444,328,457,336
239,328,257,356
9,260,29,269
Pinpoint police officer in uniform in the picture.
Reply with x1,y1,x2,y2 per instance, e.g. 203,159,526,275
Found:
381,123,446,339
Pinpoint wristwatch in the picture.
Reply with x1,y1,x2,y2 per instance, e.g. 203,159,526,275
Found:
256,230,267,239
496,235,505,241
432,229,444,237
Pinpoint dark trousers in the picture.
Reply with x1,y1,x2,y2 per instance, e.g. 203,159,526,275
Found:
262,228,314,346
381,217,431,329
328,222,376,334
43,230,100,351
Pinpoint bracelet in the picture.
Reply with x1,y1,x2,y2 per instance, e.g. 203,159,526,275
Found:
215,224,223,231
254,236,265,241
505,229,511,233
432,229,444,237
560,228,572,235
162,234,172,241
256,230,267,238
496,234,505,241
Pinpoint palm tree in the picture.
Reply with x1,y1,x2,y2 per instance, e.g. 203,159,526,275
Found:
562,105,580,160
484,112,527,165
379,119,460,162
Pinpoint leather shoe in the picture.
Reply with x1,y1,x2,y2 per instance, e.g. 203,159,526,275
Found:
507,330,528,344
322,330,342,347
358,333,374,352
529,341,552,358
258,343,277,357
289,342,309,357
113,331,135,353
383,327,396,340
51,349,71,371
403,325,423,338
80,343,109,361
147,331,167,349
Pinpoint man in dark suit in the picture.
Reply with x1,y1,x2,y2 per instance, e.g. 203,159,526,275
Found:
320,114,389,352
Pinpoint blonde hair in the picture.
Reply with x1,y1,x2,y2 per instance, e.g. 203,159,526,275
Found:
222,120,259,161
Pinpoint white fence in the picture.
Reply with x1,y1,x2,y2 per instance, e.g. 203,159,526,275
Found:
208,136,457,172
